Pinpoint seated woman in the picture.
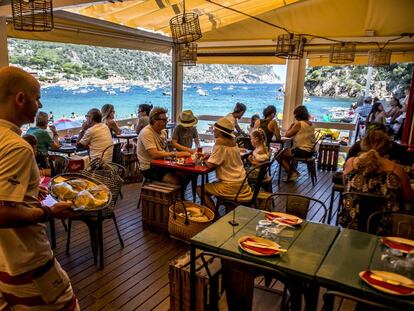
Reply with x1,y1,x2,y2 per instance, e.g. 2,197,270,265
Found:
280,106,315,182
135,103,153,134
254,105,281,146
197,118,252,219
172,110,200,154
386,96,402,123
248,114,260,135
245,129,269,180
340,130,414,232
101,104,121,136
366,101,386,125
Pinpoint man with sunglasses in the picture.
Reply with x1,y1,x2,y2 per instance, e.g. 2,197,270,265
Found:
137,107,190,184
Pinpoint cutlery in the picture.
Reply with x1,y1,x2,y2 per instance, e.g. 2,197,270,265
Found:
242,241,287,252
370,272,414,289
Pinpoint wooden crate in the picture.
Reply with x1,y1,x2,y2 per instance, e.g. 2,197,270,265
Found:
318,141,340,171
141,182,181,233
169,251,222,311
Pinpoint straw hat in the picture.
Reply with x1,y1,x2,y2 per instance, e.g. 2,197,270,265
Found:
178,110,198,127
213,117,235,137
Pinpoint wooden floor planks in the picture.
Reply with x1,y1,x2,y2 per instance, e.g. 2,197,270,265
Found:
51,166,338,310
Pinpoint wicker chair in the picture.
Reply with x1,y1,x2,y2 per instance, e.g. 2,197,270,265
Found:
367,211,414,239
264,192,328,223
66,159,125,269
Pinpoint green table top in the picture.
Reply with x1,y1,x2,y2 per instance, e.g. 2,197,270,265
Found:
316,229,414,307
191,206,339,280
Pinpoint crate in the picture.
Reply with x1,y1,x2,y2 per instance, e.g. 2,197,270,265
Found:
318,141,340,171
141,182,181,233
169,251,222,311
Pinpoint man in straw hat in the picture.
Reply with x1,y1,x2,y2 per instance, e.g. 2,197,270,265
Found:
197,117,252,219
172,110,200,153
0,66,79,310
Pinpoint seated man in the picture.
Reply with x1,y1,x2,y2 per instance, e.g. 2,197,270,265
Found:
137,107,189,184
77,108,113,162
27,111,60,154
172,110,200,153
225,102,247,135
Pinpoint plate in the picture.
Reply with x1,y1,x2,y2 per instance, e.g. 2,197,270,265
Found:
359,270,414,296
264,211,303,226
48,173,111,211
238,236,284,256
59,145,76,150
381,237,414,254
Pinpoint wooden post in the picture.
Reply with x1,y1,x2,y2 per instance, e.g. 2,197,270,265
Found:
171,45,183,123
282,53,307,130
0,17,9,67
402,67,414,152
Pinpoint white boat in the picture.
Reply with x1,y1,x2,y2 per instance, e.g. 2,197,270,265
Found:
212,86,222,90
228,86,234,90
328,108,354,123
197,89,209,96
163,91,171,96
119,86,130,92
107,90,116,95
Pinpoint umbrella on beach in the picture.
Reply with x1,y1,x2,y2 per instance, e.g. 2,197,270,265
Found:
54,119,82,131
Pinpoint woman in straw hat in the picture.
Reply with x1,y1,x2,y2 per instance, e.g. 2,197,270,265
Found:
197,117,252,219
172,110,200,153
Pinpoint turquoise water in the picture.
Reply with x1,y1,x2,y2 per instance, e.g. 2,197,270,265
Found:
41,83,353,132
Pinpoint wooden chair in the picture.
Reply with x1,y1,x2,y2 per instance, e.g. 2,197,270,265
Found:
284,131,324,186
216,161,271,214
264,192,328,223
66,160,125,269
323,291,394,311
261,148,284,193
367,211,414,239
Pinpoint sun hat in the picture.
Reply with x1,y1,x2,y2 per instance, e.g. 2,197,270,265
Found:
178,110,198,127
213,117,235,137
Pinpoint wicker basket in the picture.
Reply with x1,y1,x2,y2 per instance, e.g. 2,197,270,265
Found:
168,200,214,242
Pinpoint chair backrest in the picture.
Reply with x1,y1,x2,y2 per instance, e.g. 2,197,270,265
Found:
367,211,414,239
101,143,123,164
341,191,392,232
236,135,254,150
49,155,69,176
235,161,271,206
323,291,394,311
264,192,328,223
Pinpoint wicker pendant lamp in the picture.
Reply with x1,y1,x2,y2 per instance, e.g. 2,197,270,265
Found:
177,43,197,66
275,33,306,59
329,42,356,64
169,0,202,44
368,49,391,67
11,0,54,31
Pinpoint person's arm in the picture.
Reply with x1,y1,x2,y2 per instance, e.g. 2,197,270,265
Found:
343,157,356,176
253,119,260,129
108,120,122,136
49,125,60,149
285,122,300,138
234,119,244,135
171,139,194,153
0,201,75,228
147,148,189,159
76,121,92,145
395,165,414,202
270,120,281,141
194,129,201,148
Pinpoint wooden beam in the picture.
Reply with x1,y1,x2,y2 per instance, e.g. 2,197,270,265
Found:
171,45,183,123
0,16,8,67
0,0,105,16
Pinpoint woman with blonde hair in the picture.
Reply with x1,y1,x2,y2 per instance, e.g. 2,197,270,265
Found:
340,130,414,230
101,103,121,136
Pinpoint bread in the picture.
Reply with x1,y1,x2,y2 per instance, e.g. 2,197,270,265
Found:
66,179,89,191
52,182,78,200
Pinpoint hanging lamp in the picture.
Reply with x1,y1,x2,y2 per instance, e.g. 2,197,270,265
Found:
170,0,202,44
11,0,54,31
275,33,306,59
368,49,391,67
329,42,356,64
177,43,197,66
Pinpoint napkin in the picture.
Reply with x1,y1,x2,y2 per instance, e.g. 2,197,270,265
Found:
362,271,413,295
265,214,299,225
241,238,278,255
382,238,414,253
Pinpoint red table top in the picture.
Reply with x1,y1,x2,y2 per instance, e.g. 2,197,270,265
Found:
151,158,214,174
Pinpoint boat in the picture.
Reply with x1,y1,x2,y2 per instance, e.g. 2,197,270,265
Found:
163,91,171,96
328,108,354,123
304,96,311,102
107,90,116,95
197,89,208,96
119,86,130,92
212,86,222,90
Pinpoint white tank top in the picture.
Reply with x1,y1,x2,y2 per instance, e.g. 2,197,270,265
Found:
293,121,315,152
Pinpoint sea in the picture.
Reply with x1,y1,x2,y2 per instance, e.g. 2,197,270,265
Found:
41,83,354,132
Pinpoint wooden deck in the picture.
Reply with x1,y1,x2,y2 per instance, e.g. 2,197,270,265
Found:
52,165,340,310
